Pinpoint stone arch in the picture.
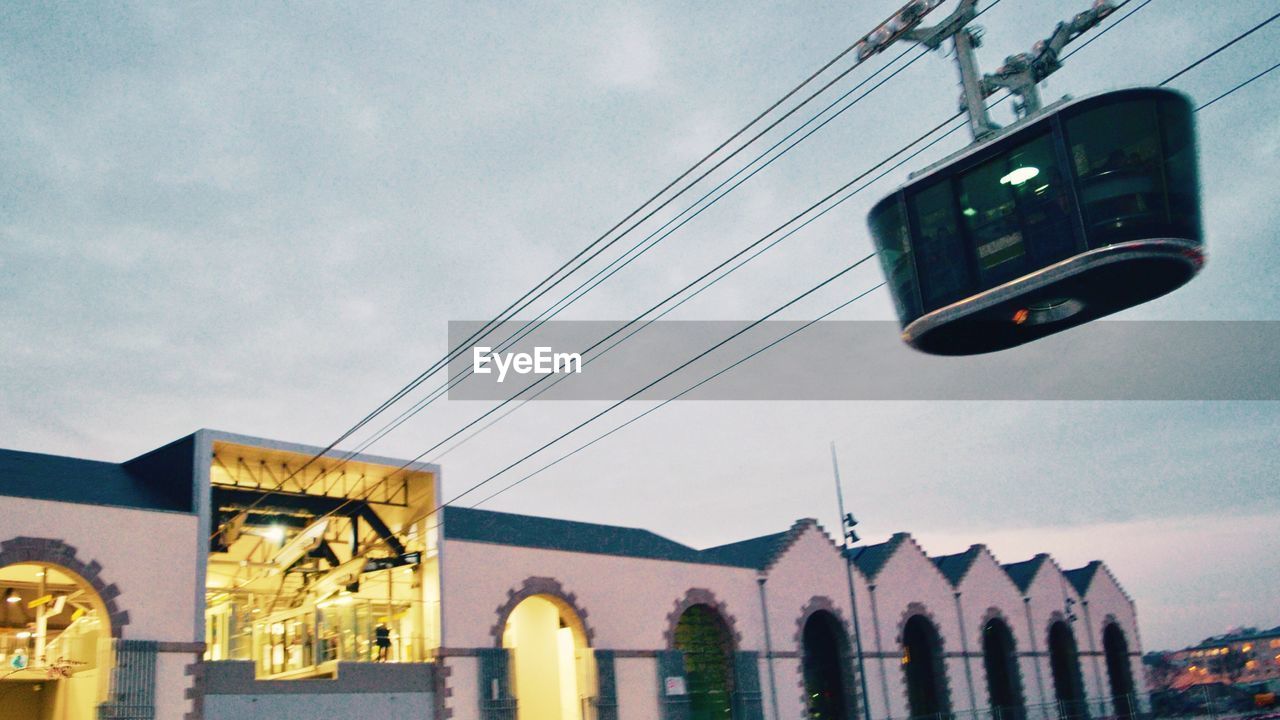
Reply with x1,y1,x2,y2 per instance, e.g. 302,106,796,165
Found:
797,596,856,720
1046,616,1088,720
489,576,594,648
980,607,1026,720
1101,617,1136,719
793,595,851,647
663,588,742,651
897,602,953,719
0,536,129,637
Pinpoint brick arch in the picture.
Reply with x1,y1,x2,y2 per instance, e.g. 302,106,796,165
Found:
794,595,852,648
978,606,1028,714
490,576,595,648
896,601,954,717
978,607,1018,649
1045,610,1073,646
795,596,858,718
663,588,742,651
0,536,129,637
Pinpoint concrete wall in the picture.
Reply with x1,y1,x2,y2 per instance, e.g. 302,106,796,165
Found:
199,660,435,720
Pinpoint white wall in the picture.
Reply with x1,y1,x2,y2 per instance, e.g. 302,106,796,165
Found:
616,656,658,720
864,535,962,720
759,523,865,720
1,495,199,642
1078,564,1146,714
953,547,1034,715
441,539,762,651
0,495,200,719
1020,557,1086,720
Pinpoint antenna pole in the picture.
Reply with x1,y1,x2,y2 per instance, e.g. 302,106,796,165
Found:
831,442,875,720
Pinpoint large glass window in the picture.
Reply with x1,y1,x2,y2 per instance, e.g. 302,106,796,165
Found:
909,179,972,311
869,198,921,321
958,132,1077,287
1066,99,1170,247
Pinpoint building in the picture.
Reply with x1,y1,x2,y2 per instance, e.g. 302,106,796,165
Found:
0,430,1146,720
1157,627,1280,690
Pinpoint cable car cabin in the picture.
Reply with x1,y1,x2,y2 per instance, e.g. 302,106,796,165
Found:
869,87,1203,355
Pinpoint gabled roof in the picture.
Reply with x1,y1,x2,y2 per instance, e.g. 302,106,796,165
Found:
1002,553,1050,593
852,532,908,580
933,545,982,586
444,506,726,566
701,530,790,570
1064,561,1102,596
0,435,196,513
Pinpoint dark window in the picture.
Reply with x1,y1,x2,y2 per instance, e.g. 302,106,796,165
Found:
1065,99,1170,248
870,197,921,321
909,179,972,311
958,132,1076,287
1158,96,1201,243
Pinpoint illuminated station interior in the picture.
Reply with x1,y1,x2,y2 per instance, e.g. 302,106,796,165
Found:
203,441,440,678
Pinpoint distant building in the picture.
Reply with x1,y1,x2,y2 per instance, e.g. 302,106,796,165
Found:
0,430,1147,720
1157,627,1280,689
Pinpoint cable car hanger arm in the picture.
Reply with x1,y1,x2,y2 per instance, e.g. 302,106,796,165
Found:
874,0,1118,140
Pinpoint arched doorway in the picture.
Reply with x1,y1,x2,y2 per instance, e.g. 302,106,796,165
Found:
501,594,594,720
674,603,736,720
802,609,853,720
902,614,951,720
0,561,114,720
981,617,1025,720
1047,621,1087,720
1102,623,1136,719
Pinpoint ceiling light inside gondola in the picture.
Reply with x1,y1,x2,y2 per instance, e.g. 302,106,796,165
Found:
4,588,18,603
1000,166,1040,186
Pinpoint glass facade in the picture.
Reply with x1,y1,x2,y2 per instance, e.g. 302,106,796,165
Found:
869,88,1200,325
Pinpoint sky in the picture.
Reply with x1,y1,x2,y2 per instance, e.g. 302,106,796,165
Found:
1,0,1277,651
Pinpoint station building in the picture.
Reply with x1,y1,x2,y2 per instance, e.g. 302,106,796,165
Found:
0,430,1145,720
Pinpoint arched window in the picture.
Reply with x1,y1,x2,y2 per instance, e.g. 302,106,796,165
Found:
981,617,1025,720
1047,620,1088,720
902,614,951,720
1102,623,1136,719
803,609,854,720
674,603,736,720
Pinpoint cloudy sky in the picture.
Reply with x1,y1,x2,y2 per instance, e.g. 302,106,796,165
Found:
2,0,1277,651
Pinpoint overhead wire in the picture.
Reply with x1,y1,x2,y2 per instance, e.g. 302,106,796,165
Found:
244,2,1015,539
229,0,1270,557
207,9,934,539
345,1,1008,457
347,45,929,452
450,0,1280,516
431,112,977,464
228,5,1013,537
261,109,964,549
1159,10,1280,86
467,280,888,509
1194,60,1280,111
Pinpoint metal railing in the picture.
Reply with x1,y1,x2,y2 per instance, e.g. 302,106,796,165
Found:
897,695,1146,720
